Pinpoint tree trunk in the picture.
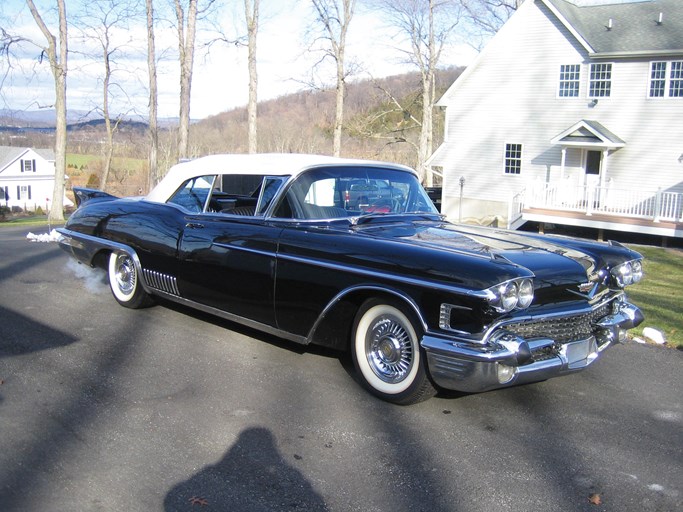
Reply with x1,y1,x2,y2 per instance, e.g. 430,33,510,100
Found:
311,0,356,158
175,0,198,161
101,39,113,191
26,0,67,223
245,0,258,154
146,0,159,191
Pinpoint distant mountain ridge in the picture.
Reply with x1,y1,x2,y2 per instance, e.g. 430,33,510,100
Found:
0,108,178,128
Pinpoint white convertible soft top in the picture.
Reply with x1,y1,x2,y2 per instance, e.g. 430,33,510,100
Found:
146,153,416,203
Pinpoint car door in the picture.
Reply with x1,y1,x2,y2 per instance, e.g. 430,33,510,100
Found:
177,213,282,328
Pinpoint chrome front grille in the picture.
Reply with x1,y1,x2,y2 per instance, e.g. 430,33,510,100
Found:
503,303,611,344
142,269,180,296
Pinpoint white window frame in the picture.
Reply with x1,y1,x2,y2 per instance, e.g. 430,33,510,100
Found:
21,159,35,173
19,185,31,200
504,143,523,175
558,64,581,98
588,63,612,98
651,61,683,98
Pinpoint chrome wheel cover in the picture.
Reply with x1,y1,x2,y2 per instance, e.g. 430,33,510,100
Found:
114,254,136,296
366,315,414,383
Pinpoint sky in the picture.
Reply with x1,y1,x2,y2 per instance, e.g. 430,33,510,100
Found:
0,0,480,120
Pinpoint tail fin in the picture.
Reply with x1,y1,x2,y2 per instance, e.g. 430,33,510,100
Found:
73,187,118,208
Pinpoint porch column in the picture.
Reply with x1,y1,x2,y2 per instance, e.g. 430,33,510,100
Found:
601,149,609,189
560,147,566,180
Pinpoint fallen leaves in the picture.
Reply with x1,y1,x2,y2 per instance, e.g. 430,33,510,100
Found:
588,493,602,506
189,496,208,506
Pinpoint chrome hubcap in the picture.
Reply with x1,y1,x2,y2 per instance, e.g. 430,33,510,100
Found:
366,315,413,383
115,255,136,295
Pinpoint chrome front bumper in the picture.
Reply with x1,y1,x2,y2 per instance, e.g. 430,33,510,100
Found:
421,300,643,393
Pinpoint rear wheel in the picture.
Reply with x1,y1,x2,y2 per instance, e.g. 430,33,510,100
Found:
352,299,436,405
108,251,154,309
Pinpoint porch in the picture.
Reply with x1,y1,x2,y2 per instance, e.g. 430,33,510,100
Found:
508,183,683,238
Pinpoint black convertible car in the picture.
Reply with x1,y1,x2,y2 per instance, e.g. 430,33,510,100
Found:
58,154,644,404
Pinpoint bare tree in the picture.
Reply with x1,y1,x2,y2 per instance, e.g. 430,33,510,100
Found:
459,0,520,38
244,0,259,153
146,0,159,190
174,0,199,161
26,0,69,222
310,0,356,157
371,0,461,185
77,0,139,192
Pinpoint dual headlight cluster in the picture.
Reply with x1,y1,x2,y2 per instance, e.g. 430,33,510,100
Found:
611,259,643,288
485,278,534,313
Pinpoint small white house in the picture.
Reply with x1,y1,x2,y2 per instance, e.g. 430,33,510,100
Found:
429,0,683,239
0,146,72,212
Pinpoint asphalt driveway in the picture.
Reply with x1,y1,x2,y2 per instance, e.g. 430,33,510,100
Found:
0,225,681,511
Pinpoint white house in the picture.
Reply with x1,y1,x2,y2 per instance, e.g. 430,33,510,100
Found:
429,0,683,239
0,146,72,212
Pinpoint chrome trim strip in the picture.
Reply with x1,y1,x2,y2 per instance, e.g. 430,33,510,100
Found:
211,242,275,258
278,252,489,299
143,269,180,296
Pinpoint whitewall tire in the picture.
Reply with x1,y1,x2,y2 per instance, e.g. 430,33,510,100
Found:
108,251,153,309
352,299,436,405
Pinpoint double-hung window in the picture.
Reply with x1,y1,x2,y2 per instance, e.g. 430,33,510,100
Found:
504,144,522,175
649,61,683,97
671,62,683,97
559,64,581,97
589,63,612,97
21,159,35,172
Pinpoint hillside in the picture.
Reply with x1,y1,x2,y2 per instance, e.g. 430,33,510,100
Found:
1,67,463,196
189,67,463,169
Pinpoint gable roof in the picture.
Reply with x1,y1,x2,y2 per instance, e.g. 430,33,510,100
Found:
551,119,626,147
0,146,55,171
544,0,683,57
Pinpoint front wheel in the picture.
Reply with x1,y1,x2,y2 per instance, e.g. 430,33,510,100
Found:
351,299,436,405
108,251,154,309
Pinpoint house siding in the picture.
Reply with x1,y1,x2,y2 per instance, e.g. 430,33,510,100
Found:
0,148,57,211
432,0,683,229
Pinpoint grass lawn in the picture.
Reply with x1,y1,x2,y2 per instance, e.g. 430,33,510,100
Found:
0,215,64,228
627,245,683,349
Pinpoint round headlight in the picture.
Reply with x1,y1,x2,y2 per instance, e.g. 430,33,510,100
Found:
501,281,519,312
631,260,643,283
614,262,633,287
517,279,534,309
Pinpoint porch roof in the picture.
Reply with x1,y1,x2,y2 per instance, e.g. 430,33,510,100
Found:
551,119,626,149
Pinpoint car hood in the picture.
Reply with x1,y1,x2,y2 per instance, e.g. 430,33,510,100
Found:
354,220,624,288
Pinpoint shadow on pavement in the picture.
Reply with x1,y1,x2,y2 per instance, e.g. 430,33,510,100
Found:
164,427,328,512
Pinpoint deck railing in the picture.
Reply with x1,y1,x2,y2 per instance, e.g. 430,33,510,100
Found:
525,183,683,223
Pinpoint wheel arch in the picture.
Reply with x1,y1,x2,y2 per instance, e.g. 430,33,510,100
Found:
306,285,427,352
63,230,151,294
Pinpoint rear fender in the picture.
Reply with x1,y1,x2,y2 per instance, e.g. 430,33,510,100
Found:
73,187,118,208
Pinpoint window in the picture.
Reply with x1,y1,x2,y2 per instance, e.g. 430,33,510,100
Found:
21,159,35,172
167,175,216,212
18,185,32,200
504,144,522,175
589,63,612,97
559,64,580,97
670,61,683,97
649,62,667,97
648,61,683,98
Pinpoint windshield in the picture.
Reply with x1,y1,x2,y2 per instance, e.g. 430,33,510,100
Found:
274,166,438,220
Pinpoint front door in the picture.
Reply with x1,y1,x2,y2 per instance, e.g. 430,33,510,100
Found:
584,150,602,208
584,150,602,187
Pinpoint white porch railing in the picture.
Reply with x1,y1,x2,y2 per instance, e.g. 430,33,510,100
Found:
524,183,683,223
